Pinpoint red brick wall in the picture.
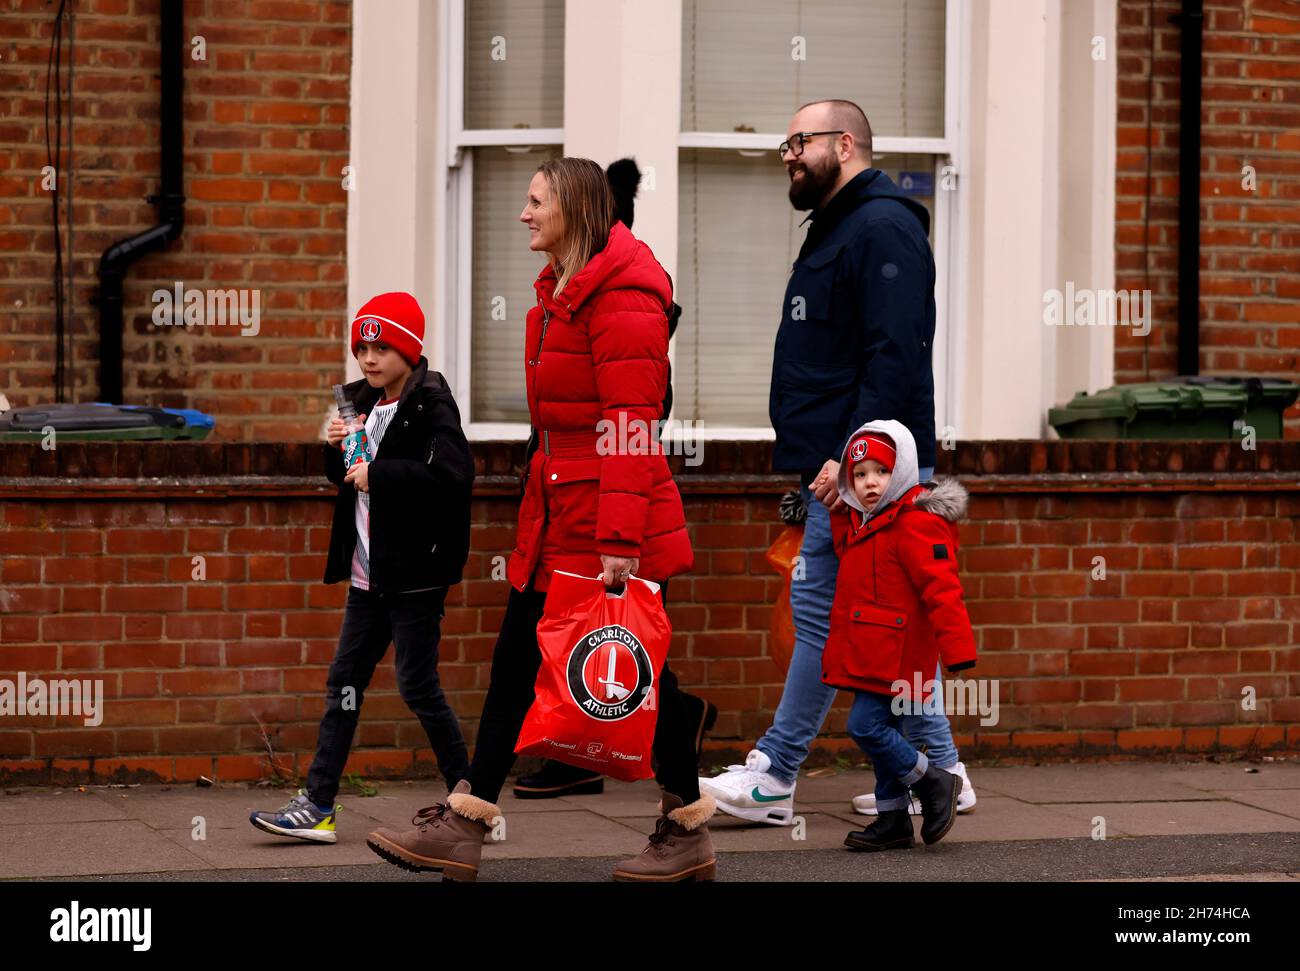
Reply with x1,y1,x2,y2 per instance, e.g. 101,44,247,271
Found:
1,441,1296,785
1115,0,1300,437
0,0,352,440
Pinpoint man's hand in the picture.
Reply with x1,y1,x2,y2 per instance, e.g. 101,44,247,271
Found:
811,458,845,512
600,554,639,588
344,458,370,493
327,412,366,450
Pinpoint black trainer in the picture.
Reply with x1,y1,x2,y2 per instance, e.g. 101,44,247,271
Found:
911,763,962,845
512,759,604,799
844,809,915,851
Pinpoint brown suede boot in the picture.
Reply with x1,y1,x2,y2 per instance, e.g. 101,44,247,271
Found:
366,780,500,882
612,792,717,882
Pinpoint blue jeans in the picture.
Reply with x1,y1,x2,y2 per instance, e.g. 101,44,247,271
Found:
847,690,928,811
896,663,958,769
756,470,954,784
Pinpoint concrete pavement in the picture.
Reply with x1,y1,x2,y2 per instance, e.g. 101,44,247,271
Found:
3,759,1298,882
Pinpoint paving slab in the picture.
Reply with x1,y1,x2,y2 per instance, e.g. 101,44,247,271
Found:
1038,799,1300,838
942,797,1122,842
1155,761,1300,792
801,800,884,824
478,809,652,860
0,789,133,824
958,764,1211,803
1210,788,1300,820
782,771,877,803
788,795,1122,842
0,820,207,879
86,787,275,830
553,777,662,815
611,809,855,852
155,824,382,870
326,789,579,830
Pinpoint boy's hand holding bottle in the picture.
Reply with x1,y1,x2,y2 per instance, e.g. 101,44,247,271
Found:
326,412,367,450
332,384,371,493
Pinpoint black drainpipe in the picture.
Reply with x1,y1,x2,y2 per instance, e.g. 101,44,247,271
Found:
97,2,184,404
1173,0,1203,377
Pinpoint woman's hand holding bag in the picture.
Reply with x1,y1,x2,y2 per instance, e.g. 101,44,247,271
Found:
599,553,639,588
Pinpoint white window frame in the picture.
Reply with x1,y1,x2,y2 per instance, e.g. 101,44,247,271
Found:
438,0,965,444
672,0,965,444
438,0,562,442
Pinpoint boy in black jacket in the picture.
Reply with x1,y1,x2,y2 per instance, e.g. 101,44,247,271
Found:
250,291,475,843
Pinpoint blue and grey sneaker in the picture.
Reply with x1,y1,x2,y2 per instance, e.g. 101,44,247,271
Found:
250,790,339,843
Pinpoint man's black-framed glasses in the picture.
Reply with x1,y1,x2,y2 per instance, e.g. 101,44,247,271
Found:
777,130,846,159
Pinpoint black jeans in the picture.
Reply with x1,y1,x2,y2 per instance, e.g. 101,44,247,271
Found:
307,585,469,806
467,581,700,805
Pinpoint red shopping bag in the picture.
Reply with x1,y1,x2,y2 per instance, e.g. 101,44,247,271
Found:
514,570,672,782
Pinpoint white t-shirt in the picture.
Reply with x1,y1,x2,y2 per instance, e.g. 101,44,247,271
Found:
350,397,399,590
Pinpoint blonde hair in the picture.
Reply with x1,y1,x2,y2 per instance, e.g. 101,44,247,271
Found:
538,158,615,295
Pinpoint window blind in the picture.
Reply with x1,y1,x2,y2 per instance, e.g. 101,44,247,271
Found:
681,0,945,139
470,146,562,424
675,150,937,427
464,0,565,131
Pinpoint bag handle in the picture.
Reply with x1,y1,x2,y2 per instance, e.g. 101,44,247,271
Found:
551,569,661,598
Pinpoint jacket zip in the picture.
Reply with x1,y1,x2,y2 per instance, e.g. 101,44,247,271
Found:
541,306,550,456
529,299,551,366
530,301,552,455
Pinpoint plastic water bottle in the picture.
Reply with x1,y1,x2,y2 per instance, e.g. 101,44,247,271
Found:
333,384,370,468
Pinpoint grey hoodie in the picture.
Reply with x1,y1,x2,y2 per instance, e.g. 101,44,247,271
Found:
835,419,920,522
835,417,970,527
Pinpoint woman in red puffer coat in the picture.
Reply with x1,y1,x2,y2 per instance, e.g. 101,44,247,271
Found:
366,158,717,884
507,205,693,593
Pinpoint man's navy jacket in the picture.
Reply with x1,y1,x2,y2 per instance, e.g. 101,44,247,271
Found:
768,168,937,478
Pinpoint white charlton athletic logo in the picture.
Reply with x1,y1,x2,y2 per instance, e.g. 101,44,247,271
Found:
849,439,867,462
359,317,382,342
566,625,655,721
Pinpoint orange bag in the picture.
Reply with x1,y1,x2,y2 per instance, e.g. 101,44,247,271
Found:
515,571,672,782
765,525,804,676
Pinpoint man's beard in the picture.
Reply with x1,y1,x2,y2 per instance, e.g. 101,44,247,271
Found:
787,153,841,210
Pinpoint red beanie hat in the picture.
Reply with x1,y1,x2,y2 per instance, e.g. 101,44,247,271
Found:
846,431,896,471
351,291,425,367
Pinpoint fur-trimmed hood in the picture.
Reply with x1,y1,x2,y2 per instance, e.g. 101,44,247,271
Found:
835,418,968,526
913,477,968,523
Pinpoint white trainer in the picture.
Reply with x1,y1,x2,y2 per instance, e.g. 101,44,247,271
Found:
698,749,796,825
851,761,977,816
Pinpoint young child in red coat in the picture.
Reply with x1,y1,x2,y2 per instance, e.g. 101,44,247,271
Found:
820,419,977,851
